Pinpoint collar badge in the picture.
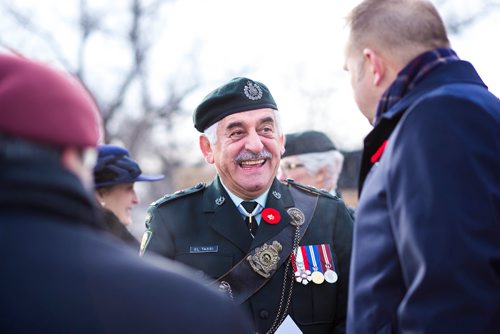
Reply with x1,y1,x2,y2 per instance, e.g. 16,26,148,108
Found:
215,196,225,206
272,190,281,199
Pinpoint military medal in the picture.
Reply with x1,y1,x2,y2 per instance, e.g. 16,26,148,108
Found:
291,248,311,285
295,267,312,285
324,268,338,283
320,244,338,284
311,271,325,284
308,245,325,285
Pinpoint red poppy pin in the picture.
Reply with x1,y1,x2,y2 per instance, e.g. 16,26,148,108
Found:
370,140,388,164
262,208,280,224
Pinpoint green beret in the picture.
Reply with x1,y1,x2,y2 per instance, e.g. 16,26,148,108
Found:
283,130,337,158
193,77,278,132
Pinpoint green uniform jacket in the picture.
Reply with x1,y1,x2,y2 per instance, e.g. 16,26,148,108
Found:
143,177,353,334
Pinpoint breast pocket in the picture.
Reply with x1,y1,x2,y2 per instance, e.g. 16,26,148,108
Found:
176,252,234,279
291,282,337,326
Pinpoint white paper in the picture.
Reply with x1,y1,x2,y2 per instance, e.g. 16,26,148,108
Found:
275,315,302,334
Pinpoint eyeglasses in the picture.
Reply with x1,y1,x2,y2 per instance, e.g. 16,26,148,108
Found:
280,162,305,171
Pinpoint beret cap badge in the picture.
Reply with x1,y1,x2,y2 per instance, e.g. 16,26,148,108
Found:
243,81,263,100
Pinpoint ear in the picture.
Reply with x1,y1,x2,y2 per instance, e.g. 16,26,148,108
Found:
363,48,385,86
199,135,215,164
60,147,94,190
279,133,286,156
60,147,82,174
95,189,105,203
316,166,327,182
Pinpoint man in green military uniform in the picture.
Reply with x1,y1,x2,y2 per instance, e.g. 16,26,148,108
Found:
141,77,353,334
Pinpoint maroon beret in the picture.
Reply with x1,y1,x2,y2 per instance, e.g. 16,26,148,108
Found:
0,53,102,148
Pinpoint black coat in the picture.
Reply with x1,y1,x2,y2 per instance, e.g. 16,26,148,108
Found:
0,159,252,333
143,177,354,334
100,207,141,249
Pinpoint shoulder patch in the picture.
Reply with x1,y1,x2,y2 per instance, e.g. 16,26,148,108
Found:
150,182,206,207
285,178,338,200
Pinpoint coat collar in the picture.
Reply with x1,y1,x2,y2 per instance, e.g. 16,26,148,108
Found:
202,176,296,253
377,60,486,123
0,160,103,230
358,60,486,194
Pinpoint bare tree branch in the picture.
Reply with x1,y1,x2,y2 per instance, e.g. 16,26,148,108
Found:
0,1,74,72
75,0,104,80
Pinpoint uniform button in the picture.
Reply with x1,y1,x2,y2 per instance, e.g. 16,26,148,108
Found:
259,309,269,319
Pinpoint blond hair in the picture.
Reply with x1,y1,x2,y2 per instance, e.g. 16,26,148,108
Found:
346,0,450,66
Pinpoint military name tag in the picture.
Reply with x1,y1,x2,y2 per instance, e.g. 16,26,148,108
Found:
190,246,219,253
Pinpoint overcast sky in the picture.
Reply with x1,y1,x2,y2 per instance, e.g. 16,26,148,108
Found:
1,0,499,151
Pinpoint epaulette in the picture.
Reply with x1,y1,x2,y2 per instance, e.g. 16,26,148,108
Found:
150,182,206,207
285,178,339,200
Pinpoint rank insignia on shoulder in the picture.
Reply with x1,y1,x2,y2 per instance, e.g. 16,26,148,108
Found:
286,178,338,199
144,211,153,228
150,182,206,207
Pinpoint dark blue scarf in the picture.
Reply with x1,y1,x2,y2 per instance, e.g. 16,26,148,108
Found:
374,48,459,125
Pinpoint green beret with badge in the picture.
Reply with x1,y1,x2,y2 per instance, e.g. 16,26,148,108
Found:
193,77,278,132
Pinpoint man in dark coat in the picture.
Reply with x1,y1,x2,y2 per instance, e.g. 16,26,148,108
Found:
142,77,354,333
0,53,251,333
343,1,500,333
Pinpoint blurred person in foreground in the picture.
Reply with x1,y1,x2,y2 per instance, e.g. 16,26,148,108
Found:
142,77,354,333
343,0,500,333
278,130,344,197
0,53,252,333
94,144,164,248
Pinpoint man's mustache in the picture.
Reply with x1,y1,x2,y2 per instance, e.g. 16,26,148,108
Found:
234,150,272,163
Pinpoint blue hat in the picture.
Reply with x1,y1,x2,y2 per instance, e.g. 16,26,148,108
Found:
93,145,164,187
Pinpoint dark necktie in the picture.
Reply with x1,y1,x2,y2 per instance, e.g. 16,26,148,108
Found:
241,201,259,237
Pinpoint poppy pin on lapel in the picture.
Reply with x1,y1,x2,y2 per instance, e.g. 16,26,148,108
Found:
262,208,280,224
370,140,388,164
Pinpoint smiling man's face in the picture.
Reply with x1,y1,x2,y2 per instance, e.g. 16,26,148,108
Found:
200,108,284,199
